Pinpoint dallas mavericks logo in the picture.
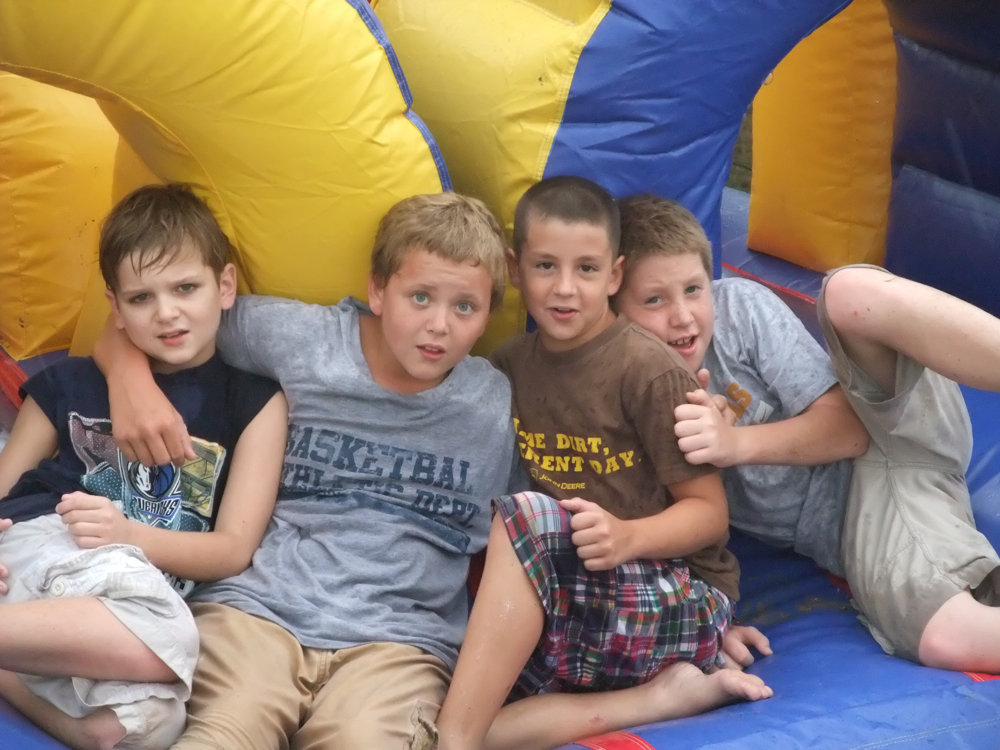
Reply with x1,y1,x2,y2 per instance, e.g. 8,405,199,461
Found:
121,459,183,530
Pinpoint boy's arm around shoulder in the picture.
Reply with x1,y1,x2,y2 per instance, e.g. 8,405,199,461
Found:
92,295,286,467
93,316,194,467
81,389,288,582
675,384,869,467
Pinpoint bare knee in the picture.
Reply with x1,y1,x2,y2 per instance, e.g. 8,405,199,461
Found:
916,595,989,672
822,267,894,337
916,623,962,669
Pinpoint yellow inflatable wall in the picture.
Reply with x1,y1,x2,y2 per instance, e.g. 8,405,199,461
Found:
749,0,897,271
0,0,447,356
0,74,118,359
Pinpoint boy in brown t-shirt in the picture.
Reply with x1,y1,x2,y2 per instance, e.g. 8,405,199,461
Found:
433,177,772,750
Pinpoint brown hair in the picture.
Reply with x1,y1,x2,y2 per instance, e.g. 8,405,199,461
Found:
618,194,712,278
512,175,620,258
370,192,508,311
99,183,233,291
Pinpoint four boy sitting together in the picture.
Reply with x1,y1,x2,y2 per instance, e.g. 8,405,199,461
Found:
1,174,999,750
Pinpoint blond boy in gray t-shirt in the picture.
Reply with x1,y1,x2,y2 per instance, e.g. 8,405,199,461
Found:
615,193,1000,675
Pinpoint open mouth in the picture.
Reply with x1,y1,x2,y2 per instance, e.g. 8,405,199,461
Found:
550,306,576,319
419,344,445,359
158,330,188,345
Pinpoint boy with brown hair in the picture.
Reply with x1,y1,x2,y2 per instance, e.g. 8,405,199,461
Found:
0,183,287,749
95,191,522,749
614,193,1000,674
433,176,771,750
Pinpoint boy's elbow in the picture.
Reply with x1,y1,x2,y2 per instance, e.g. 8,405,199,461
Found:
207,537,256,581
206,557,253,583
845,424,870,458
709,498,730,540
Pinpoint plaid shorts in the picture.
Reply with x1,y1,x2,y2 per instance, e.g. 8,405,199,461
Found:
495,492,733,697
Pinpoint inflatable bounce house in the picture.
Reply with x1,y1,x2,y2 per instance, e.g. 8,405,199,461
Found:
0,0,998,747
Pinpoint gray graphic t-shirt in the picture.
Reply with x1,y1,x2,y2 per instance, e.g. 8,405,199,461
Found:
193,296,520,668
705,278,852,575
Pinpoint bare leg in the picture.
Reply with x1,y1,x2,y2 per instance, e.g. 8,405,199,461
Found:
823,267,1000,394
918,592,1000,673
437,515,774,750
0,597,174,682
0,669,125,750
436,514,545,750
826,268,1000,673
482,663,773,750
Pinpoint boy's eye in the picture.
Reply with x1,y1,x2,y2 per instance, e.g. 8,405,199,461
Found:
536,261,553,271
644,295,662,305
456,301,475,314
413,292,430,305
580,264,598,273
177,283,197,293
684,284,701,295
128,293,150,304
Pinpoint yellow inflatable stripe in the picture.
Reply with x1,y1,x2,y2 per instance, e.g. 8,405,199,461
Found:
749,0,896,272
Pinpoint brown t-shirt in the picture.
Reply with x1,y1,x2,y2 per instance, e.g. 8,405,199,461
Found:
491,317,740,600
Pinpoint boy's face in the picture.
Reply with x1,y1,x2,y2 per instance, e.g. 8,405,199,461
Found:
367,248,492,393
615,251,713,374
512,217,623,352
107,239,236,374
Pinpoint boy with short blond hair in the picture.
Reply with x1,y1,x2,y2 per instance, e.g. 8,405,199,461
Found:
614,193,1000,675
434,177,771,750
97,190,521,749
0,183,287,749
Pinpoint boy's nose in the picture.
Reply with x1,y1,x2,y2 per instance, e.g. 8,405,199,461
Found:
670,302,695,326
154,298,179,321
426,305,449,333
554,270,575,295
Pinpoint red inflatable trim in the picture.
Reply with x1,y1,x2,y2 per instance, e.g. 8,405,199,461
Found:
574,732,654,750
0,348,26,407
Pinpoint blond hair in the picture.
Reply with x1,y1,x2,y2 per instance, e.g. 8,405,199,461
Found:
99,183,232,291
618,194,712,278
371,192,507,311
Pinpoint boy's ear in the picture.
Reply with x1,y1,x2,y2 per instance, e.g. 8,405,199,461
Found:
367,275,384,316
506,248,521,290
607,255,625,296
218,263,237,310
104,288,126,330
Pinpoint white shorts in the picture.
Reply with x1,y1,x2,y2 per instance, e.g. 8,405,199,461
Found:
0,514,198,748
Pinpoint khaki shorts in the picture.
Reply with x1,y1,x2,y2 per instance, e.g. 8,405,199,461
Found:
1,514,197,748
174,602,448,750
819,265,1000,660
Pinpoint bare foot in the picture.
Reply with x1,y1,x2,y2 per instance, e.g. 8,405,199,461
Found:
641,662,773,720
